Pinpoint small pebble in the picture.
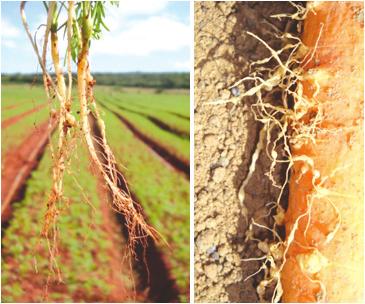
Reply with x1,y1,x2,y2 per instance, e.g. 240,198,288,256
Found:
230,86,240,97
211,252,220,261
206,245,217,255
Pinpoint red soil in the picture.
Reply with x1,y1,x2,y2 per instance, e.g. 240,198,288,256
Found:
2,103,47,129
3,104,21,110
2,101,31,111
1,119,56,223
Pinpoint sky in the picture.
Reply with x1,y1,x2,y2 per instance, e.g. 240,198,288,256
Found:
0,0,190,73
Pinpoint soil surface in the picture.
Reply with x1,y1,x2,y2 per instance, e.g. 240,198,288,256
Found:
194,2,302,302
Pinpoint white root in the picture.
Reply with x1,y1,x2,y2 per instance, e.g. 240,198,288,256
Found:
238,125,266,222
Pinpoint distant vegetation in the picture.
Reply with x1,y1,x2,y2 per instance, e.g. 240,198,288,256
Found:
1,72,190,89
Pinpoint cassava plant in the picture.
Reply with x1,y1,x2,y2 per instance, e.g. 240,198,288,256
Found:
20,0,157,278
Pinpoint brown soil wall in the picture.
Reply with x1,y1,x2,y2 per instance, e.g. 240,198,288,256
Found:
194,2,302,302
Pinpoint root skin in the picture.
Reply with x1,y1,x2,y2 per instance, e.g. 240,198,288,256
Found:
281,2,364,302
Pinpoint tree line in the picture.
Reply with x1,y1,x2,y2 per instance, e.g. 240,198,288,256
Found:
1,72,189,89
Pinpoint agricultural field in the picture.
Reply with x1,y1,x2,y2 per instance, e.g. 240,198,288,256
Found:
1,85,50,162
1,83,190,302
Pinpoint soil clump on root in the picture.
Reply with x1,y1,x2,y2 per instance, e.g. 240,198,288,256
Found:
194,2,303,302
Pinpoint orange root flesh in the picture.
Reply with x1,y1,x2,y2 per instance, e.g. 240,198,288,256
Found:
282,2,364,302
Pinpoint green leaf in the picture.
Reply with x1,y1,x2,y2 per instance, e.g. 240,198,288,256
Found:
42,1,48,12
